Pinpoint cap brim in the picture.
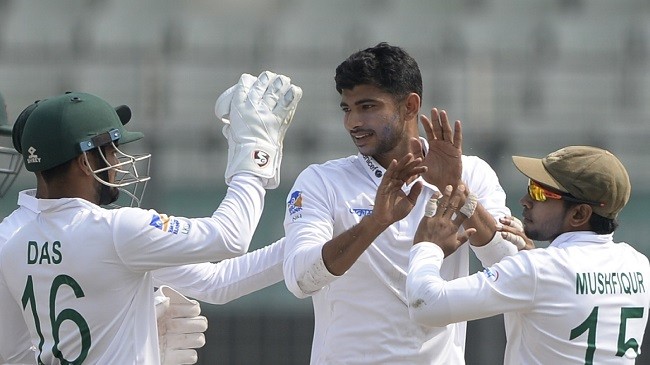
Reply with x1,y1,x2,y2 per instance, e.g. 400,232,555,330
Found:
512,156,565,192
119,130,144,145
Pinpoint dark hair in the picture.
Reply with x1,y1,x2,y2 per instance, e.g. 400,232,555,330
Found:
563,201,618,234
335,42,423,103
40,158,75,183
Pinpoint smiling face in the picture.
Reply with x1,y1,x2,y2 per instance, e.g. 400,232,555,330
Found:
340,84,417,167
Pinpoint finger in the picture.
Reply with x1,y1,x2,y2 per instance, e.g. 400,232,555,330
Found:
429,108,443,140
249,71,277,103
445,185,464,219
407,181,424,205
262,74,290,109
435,185,454,217
167,316,209,334
395,156,425,182
439,109,453,142
163,348,199,365
420,113,436,142
501,231,527,250
409,137,425,161
453,120,463,150
499,216,524,233
457,228,477,245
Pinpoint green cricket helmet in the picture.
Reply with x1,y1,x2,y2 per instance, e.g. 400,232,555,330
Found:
20,92,150,207
21,92,144,172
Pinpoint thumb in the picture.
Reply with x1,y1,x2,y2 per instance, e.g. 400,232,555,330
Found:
457,228,477,245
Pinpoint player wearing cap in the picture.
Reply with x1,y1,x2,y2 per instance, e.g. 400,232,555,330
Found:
407,146,650,364
0,71,301,364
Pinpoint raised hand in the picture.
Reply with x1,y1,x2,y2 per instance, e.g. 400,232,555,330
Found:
371,153,427,228
419,108,463,189
414,185,476,258
214,71,303,188
497,216,535,250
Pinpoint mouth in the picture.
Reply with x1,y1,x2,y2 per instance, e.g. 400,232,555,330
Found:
350,131,374,145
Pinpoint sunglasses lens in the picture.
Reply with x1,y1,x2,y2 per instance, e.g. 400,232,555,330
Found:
528,180,546,202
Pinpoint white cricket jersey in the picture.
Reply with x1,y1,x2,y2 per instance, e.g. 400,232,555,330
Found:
152,238,285,304
283,145,511,364
0,175,265,364
407,231,650,365
0,190,39,364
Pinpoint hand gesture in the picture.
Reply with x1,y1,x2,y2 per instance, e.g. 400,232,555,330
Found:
371,153,427,228
419,108,463,189
497,216,535,250
414,185,476,257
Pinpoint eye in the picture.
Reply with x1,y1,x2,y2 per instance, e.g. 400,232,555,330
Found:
340,106,350,113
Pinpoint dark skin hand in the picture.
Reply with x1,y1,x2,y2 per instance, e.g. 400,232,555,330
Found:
416,108,496,246
418,108,463,189
414,184,476,258
322,153,427,276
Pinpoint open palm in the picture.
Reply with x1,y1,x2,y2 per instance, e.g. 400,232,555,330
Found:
419,108,463,189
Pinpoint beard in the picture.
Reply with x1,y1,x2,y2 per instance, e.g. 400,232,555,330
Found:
96,169,120,206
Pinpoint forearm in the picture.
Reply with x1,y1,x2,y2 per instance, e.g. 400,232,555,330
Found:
464,203,498,246
321,215,389,276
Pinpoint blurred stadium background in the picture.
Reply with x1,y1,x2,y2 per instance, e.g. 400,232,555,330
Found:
1,0,650,363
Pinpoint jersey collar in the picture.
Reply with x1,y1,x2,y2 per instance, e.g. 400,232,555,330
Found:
357,137,430,188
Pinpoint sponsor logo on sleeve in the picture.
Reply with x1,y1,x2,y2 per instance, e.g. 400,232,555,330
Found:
483,267,499,282
288,191,303,215
349,208,373,217
150,214,190,235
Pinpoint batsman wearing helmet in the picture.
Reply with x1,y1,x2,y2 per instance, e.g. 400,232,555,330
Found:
0,70,301,364
407,146,650,364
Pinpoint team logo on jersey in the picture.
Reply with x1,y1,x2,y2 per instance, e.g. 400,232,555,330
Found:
362,155,383,178
150,214,189,235
253,150,270,167
349,208,373,217
288,190,303,215
483,267,499,282
26,146,41,164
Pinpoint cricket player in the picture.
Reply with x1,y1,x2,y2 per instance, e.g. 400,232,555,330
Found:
407,146,650,364
282,42,521,364
1,94,287,364
0,71,300,364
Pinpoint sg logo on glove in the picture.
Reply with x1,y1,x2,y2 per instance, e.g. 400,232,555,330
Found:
254,150,270,168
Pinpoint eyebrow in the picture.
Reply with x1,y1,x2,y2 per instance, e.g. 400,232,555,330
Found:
340,98,379,108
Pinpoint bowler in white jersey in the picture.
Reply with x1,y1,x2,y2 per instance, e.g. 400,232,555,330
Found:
407,146,650,364
283,42,519,364
0,72,301,365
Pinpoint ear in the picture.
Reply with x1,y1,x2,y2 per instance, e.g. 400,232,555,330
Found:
76,153,94,176
567,204,593,229
403,92,421,120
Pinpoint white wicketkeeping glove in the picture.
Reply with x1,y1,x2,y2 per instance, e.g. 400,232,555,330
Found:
214,70,302,189
155,286,208,365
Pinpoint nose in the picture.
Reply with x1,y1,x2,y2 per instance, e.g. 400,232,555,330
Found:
520,193,532,209
343,110,363,131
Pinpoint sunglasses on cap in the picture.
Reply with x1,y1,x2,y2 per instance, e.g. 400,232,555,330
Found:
527,180,605,207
